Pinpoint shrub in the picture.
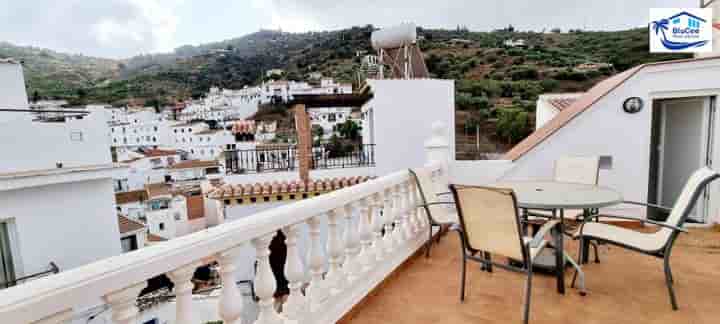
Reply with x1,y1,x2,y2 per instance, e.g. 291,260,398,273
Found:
496,108,532,144
540,78,560,91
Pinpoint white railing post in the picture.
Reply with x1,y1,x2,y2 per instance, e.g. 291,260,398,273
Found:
306,215,329,308
282,223,308,321
32,309,73,324
399,182,414,240
356,197,373,273
102,282,146,324
343,203,361,283
382,188,395,254
168,261,201,324
253,232,285,324
409,179,425,231
370,192,385,262
217,247,245,324
325,208,345,294
392,185,405,247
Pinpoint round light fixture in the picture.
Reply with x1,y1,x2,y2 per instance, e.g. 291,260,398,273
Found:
623,97,643,114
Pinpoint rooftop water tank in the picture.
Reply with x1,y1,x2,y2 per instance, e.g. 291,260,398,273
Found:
371,23,417,50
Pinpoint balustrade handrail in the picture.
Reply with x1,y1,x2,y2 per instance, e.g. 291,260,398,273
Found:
0,162,442,323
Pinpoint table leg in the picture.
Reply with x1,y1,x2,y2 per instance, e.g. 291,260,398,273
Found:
556,209,566,294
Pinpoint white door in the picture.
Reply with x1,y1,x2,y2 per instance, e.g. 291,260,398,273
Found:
657,98,713,222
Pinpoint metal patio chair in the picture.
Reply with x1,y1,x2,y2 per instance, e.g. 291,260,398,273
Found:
450,185,561,324
410,167,457,257
573,166,720,310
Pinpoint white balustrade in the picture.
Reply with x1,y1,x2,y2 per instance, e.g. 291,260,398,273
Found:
356,197,374,272
168,261,202,324
32,309,73,324
392,185,406,247
325,208,345,294
382,188,396,254
253,233,286,324
217,247,246,324
306,215,329,308
102,282,147,324
282,224,308,321
399,183,414,240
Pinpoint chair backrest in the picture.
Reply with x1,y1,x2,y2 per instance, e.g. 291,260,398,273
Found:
450,185,526,261
409,167,452,222
554,156,600,185
659,167,720,241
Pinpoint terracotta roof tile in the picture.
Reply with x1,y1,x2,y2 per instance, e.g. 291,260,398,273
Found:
147,233,167,242
547,97,579,111
207,176,373,199
145,183,171,199
118,215,146,235
142,149,178,157
115,190,148,205
168,160,220,170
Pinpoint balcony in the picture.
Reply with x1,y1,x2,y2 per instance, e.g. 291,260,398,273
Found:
1,124,719,324
224,144,376,174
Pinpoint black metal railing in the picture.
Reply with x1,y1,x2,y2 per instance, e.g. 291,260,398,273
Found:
224,144,375,174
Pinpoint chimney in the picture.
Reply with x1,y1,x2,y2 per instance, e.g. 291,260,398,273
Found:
294,104,312,182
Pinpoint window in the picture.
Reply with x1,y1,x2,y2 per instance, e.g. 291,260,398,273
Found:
0,222,16,287
188,128,193,133
159,223,165,231
154,126,158,132
174,129,178,133
120,236,138,253
328,114,336,122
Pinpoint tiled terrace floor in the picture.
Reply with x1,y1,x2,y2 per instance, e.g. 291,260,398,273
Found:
341,226,720,324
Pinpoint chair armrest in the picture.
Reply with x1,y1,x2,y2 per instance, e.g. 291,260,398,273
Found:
622,201,672,213
450,223,462,233
437,192,452,196
580,214,688,233
418,202,455,208
528,220,561,248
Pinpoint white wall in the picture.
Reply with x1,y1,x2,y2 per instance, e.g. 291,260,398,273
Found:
365,79,455,176
0,179,121,276
0,62,30,124
501,59,720,221
0,111,112,173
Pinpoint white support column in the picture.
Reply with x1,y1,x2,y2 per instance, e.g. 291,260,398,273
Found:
168,261,202,324
343,203,361,283
399,182,413,240
33,309,73,324
253,233,286,324
217,247,245,324
102,282,146,324
382,188,395,254
356,197,374,273
306,215,329,308
282,224,308,321
325,208,345,294
370,192,385,262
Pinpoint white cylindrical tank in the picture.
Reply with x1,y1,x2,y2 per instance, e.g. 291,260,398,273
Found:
371,23,417,50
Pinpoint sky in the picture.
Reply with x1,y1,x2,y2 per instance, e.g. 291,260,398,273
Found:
0,0,700,59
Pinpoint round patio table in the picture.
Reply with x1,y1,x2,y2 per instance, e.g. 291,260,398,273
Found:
490,180,623,294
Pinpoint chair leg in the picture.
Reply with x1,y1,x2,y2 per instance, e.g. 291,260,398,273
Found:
460,254,467,302
591,242,601,263
485,252,493,273
523,265,533,324
425,225,433,258
664,257,679,310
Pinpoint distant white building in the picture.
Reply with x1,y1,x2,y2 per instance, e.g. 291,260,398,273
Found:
0,59,125,287
117,148,182,191
109,110,173,149
504,39,528,48
170,122,235,160
308,107,354,139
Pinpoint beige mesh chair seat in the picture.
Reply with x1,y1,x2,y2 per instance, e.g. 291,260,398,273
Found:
410,167,458,257
574,167,720,311
450,185,562,324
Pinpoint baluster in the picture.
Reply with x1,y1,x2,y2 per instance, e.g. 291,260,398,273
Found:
409,179,425,231
382,188,396,254
306,215,329,307
102,282,146,324
399,183,414,240
357,197,373,272
33,309,73,324
370,192,385,262
282,224,307,321
392,185,406,247
325,208,345,294
253,233,285,324
217,247,245,324
168,261,202,324
343,203,360,283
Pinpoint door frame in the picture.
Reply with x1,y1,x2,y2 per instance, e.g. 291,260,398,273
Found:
649,96,715,223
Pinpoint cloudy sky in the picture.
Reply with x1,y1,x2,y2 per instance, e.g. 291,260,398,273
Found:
0,0,699,59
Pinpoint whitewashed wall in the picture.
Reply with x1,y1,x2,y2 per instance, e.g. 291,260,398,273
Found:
364,79,455,175
0,62,30,124
0,179,121,276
